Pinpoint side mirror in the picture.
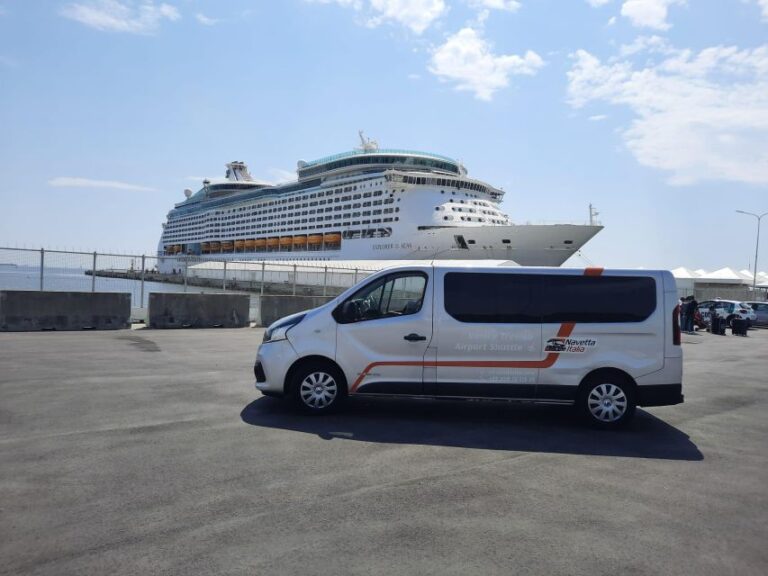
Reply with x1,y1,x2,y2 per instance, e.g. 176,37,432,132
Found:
334,301,359,323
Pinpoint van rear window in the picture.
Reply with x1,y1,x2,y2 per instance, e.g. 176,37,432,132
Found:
444,273,656,324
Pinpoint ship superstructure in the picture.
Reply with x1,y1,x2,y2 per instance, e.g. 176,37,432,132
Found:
159,134,602,266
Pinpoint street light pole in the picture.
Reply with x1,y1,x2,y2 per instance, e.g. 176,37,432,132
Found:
736,210,768,292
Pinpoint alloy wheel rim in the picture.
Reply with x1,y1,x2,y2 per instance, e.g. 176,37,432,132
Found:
299,371,338,409
587,383,627,422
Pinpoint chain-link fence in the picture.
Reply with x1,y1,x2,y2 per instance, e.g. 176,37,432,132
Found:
0,247,383,307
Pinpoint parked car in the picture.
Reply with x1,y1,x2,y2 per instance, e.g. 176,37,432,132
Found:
697,300,757,328
254,264,683,429
744,301,768,327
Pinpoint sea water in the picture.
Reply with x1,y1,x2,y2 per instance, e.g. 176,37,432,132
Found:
0,266,225,308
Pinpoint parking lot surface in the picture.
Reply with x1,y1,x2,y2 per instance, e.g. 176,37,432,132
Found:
1,327,767,575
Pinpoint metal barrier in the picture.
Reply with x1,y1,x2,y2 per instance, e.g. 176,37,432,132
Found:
0,247,381,308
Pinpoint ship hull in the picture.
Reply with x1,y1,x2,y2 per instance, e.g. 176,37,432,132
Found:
157,224,602,270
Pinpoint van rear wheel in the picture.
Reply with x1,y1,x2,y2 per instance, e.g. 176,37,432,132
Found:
579,378,636,429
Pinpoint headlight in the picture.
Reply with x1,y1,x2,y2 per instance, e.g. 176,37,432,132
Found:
263,313,306,343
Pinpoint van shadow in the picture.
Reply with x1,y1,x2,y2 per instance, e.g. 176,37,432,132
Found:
240,396,703,461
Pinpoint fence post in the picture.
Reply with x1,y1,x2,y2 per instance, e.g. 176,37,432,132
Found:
223,260,228,291
183,258,188,293
140,254,146,309
91,251,97,292
39,248,44,291
323,266,328,297
292,264,297,296
260,261,265,295
353,267,358,285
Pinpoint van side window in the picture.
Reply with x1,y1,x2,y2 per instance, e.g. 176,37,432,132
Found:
444,273,656,324
335,273,427,323
444,272,538,323
539,276,656,323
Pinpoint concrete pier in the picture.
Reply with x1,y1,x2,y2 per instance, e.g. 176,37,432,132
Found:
149,293,250,328
0,290,130,331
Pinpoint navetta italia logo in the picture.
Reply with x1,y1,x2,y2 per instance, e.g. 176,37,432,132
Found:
545,337,597,354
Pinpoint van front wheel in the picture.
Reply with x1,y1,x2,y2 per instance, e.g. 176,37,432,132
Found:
290,362,346,414
579,379,636,429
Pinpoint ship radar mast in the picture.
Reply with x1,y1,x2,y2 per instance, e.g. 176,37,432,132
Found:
357,130,379,152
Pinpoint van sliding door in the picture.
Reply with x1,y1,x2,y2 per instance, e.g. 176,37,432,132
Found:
426,270,542,399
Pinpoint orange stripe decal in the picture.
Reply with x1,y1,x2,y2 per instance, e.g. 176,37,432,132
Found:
349,268,603,394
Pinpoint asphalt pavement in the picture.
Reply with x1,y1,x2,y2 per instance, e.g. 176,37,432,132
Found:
0,326,766,575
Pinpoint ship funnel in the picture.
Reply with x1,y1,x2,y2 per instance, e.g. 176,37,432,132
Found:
225,161,254,182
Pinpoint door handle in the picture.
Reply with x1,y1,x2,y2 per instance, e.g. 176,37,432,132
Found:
404,333,427,342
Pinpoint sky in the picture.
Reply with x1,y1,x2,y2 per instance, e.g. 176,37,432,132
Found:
0,0,766,270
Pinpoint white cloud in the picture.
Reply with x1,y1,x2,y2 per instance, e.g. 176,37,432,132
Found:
307,0,445,34
586,0,612,6
620,0,684,30
194,13,218,26
429,27,543,100
757,0,768,21
589,114,608,121
408,72,421,79
468,0,521,12
266,168,296,183
49,177,157,191
60,0,180,34
607,15,617,25
368,0,446,34
567,44,768,185
619,34,673,57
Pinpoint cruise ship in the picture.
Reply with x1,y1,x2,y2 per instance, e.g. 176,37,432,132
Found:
158,134,602,268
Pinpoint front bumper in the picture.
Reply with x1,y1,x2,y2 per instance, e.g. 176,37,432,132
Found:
636,384,684,407
254,339,299,395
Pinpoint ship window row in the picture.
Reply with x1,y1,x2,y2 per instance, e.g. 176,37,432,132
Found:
165,216,402,241
166,183,389,231
171,201,393,228
298,155,460,179
402,174,488,195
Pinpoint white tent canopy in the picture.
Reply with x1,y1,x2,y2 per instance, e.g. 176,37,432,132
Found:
671,267,699,279
696,267,747,284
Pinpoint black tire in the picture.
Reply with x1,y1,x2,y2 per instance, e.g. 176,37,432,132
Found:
726,315,735,328
289,361,347,414
578,377,636,429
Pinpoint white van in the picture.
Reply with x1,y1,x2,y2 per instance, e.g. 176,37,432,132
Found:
254,263,683,428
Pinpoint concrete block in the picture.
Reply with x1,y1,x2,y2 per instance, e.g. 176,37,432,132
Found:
0,291,131,332
148,293,250,328
257,295,335,327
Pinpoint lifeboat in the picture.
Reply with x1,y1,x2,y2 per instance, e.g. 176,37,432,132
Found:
266,237,279,250
323,232,342,245
254,238,267,250
308,234,323,245
279,236,293,249
293,235,307,248
222,241,234,252
244,239,256,251
201,242,210,254
210,241,221,252
234,240,245,251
